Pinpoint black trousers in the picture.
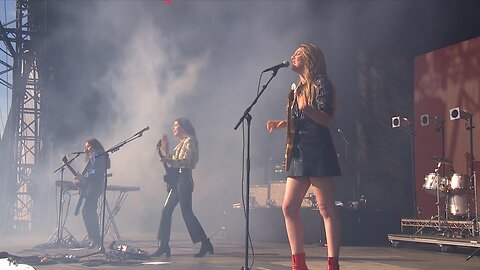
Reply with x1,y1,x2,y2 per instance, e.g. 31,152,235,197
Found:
157,169,207,244
82,185,102,244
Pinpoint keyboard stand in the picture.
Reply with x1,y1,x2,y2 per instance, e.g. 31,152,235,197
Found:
103,185,140,243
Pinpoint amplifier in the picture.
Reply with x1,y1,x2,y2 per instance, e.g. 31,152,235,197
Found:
269,181,317,208
249,185,268,207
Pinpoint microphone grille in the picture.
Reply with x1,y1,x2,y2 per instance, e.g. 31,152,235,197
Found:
283,61,289,67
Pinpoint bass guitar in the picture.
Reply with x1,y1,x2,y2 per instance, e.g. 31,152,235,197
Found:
157,136,179,192
61,156,86,216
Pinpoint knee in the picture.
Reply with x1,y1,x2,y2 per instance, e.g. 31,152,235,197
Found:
180,205,194,218
282,201,300,219
317,203,336,220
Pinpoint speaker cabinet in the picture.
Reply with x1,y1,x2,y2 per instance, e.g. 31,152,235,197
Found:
249,185,268,207
269,181,317,208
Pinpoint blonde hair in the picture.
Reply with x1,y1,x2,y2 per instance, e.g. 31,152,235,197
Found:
298,43,331,108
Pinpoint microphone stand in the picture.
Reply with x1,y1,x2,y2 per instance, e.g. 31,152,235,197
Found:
464,114,478,261
47,152,83,248
466,171,479,261
405,121,417,218
234,69,280,270
80,127,148,258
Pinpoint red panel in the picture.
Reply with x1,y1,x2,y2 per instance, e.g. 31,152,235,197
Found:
414,36,480,218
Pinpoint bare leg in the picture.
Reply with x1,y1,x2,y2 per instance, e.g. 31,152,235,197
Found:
310,177,341,257
282,177,310,255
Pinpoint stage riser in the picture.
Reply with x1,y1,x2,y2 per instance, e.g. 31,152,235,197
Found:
388,233,480,249
400,218,479,236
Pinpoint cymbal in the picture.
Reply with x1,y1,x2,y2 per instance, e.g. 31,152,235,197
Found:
432,156,453,164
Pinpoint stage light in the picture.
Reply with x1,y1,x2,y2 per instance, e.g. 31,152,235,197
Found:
420,114,429,126
392,116,400,128
449,107,472,120
420,114,444,132
391,116,409,128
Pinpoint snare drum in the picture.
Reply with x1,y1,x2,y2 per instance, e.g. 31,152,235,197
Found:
449,173,469,194
422,173,447,196
448,194,469,216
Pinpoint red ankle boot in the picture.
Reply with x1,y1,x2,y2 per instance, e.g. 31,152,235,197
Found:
292,253,309,270
327,257,339,270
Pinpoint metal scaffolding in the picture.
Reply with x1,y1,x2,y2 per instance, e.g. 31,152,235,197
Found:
0,0,46,232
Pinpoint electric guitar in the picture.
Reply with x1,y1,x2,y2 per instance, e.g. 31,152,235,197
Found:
61,156,86,216
284,83,297,171
157,136,179,192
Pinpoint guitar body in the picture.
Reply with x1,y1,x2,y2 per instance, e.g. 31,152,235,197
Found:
163,168,180,192
157,137,179,192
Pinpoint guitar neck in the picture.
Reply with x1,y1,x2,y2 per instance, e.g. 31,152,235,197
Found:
157,138,171,171
64,161,80,177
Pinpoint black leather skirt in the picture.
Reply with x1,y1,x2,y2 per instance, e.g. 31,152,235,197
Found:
287,123,341,178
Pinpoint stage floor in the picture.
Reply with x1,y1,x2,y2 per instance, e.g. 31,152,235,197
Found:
0,234,479,270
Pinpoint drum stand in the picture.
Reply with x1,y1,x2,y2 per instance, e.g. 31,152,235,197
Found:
434,163,451,233
416,162,451,235
434,164,442,230
474,171,479,234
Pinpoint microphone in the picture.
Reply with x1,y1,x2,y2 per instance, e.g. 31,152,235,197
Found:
70,151,84,155
135,126,150,136
262,61,289,72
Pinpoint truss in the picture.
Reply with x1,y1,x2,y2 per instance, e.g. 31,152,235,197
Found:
401,218,478,237
0,0,46,231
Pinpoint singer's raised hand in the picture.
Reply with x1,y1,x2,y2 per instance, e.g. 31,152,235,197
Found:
266,120,286,132
161,133,169,154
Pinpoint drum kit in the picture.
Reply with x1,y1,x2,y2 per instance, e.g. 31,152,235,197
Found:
422,156,473,219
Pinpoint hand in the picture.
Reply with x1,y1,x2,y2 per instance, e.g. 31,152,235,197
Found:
161,133,168,154
266,121,276,133
266,120,286,133
297,92,307,111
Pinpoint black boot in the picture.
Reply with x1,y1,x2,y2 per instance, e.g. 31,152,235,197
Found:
151,242,171,257
194,238,214,257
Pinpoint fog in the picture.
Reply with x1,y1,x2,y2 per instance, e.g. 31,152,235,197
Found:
39,0,328,241
3,0,459,243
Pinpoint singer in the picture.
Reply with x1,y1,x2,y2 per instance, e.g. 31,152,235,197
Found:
63,138,110,248
152,117,213,258
266,43,342,270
